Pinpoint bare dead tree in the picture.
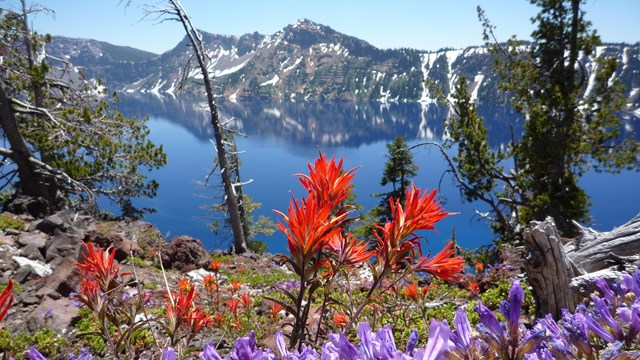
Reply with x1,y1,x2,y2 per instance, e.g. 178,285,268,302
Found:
148,0,247,253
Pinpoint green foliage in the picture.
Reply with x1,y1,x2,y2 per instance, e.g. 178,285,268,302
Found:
75,307,107,355
480,279,535,317
209,193,277,249
0,328,65,359
247,239,268,254
223,267,294,288
0,8,166,217
125,256,150,268
0,279,22,294
438,1,639,243
0,214,25,231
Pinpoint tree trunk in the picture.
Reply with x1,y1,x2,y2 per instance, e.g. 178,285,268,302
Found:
0,81,58,208
168,0,247,253
523,215,640,319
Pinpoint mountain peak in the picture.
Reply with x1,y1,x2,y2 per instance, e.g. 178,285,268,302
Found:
291,18,320,29
285,18,332,35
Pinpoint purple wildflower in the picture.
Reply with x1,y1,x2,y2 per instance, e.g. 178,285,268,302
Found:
326,332,359,359
405,329,418,355
595,277,616,302
200,342,223,360
413,319,450,360
40,307,54,319
621,270,640,297
592,295,623,341
28,347,47,360
161,347,176,360
450,307,471,350
616,301,640,339
275,331,318,360
320,340,340,360
229,331,277,360
508,279,524,328
68,347,93,360
475,300,504,339
357,322,410,359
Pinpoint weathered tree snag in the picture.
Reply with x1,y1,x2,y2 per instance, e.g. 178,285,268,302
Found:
523,214,640,319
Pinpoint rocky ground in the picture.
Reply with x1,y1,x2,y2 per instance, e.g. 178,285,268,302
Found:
0,209,285,341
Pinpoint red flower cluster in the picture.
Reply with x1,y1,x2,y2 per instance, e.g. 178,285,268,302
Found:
76,242,127,292
414,242,465,281
166,285,213,336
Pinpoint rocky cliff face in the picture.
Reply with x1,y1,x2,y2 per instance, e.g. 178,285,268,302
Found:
46,19,640,111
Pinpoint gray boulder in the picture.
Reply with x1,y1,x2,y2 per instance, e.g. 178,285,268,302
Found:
45,232,83,266
16,231,47,249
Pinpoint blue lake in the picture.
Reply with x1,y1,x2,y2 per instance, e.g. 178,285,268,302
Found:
117,96,640,255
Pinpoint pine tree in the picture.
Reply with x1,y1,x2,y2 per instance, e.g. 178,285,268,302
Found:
441,0,639,241
0,3,166,217
356,136,418,238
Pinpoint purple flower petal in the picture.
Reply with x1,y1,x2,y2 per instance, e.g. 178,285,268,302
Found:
161,348,176,360
357,322,376,359
421,319,450,360
28,348,47,360
328,332,359,359
595,277,616,301
583,313,616,344
509,279,524,327
475,300,504,339
405,329,418,355
451,307,471,349
592,296,623,341
200,342,223,360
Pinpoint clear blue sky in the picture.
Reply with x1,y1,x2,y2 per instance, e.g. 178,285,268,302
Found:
8,0,640,54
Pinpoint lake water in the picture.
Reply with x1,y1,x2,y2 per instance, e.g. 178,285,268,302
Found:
117,95,640,255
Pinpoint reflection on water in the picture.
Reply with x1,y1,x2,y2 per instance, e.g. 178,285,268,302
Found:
117,95,531,148
117,95,640,255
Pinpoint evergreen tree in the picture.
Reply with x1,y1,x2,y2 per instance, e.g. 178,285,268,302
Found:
0,3,166,217
356,136,418,238
379,135,419,209
441,0,638,241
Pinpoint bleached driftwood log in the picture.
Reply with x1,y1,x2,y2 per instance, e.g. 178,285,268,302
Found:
523,214,640,319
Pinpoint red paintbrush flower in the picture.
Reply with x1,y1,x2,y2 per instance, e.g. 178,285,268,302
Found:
402,282,421,302
166,285,199,331
373,185,449,273
240,293,252,309
326,233,374,269
227,298,240,315
468,281,480,295
296,152,357,210
178,278,192,293
76,242,125,292
209,260,222,273
230,280,243,294
414,242,465,281
333,310,349,327
187,307,213,334
202,274,217,293
73,278,104,312
270,302,283,319
0,279,14,322
475,262,484,273
274,194,346,272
